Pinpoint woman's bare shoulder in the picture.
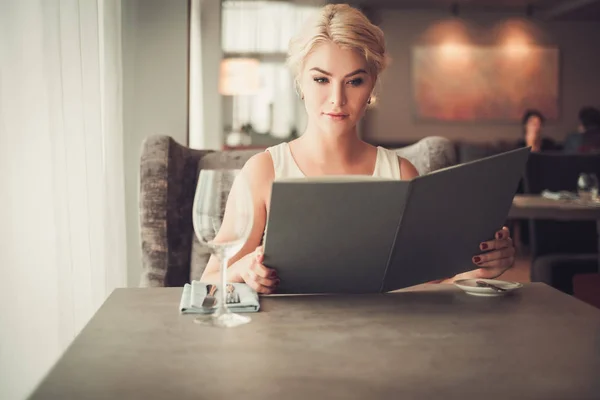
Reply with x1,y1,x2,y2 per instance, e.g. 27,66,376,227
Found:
398,156,419,180
242,151,275,196
243,151,274,178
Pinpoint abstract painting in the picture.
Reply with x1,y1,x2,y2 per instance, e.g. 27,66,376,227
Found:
412,45,559,121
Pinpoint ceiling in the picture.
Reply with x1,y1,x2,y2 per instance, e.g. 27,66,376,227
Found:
335,0,600,20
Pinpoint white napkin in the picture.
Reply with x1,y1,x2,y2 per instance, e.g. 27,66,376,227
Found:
179,281,260,314
541,190,578,201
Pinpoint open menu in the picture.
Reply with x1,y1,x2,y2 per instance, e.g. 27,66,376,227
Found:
263,147,530,294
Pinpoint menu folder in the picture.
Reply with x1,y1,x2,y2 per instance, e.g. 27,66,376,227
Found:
263,147,530,294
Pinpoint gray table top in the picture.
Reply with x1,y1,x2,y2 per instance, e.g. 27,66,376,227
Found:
30,284,600,400
509,194,600,221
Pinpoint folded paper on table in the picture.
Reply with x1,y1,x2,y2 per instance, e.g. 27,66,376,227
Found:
179,281,260,314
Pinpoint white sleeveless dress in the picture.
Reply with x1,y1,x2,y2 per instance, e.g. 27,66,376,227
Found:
259,142,401,244
265,142,402,180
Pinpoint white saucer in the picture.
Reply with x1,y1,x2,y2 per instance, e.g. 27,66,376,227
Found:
454,279,523,297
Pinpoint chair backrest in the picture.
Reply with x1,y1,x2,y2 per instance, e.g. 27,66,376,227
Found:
139,136,260,287
523,152,600,258
139,135,457,287
394,136,457,176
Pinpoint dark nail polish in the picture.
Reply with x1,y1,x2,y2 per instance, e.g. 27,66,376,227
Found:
473,256,481,263
270,270,277,278
480,243,488,250
275,279,280,285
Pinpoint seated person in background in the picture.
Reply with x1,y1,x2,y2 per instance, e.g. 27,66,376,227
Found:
512,111,558,247
564,106,600,153
200,4,516,293
517,109,558,152
513,109,559,248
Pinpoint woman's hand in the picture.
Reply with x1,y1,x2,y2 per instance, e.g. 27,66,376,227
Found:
450,226,516,282
229,246,279,294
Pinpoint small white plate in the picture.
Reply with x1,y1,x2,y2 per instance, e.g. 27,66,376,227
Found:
454,279,523,297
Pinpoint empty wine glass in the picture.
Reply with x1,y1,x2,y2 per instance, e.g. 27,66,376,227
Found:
577,173,599,203
192,169,254,327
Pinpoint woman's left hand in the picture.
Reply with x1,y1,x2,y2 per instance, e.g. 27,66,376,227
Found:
451,226,516,281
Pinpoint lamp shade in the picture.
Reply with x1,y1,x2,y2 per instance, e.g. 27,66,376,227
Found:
218,58,260,96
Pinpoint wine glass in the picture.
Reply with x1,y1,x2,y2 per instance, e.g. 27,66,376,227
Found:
192,169,254,327
577,173,599,203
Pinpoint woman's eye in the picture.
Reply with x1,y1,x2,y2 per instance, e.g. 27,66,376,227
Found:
348,78,363,87
314,77,328,84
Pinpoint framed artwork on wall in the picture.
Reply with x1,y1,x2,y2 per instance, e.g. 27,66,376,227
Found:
411,45,559,122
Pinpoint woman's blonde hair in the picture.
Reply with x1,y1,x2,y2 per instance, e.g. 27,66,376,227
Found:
287,4,389,90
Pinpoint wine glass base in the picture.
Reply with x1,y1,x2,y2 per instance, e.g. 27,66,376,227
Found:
194,312,251,328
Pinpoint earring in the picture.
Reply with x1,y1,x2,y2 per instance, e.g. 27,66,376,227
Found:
301,94,304,100
367,97,371,105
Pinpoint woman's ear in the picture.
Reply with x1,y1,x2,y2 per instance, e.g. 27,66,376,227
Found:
295,81,302,99
295,77,304,100
370,74,380,99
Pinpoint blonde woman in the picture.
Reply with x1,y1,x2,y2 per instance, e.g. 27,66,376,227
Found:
201,4,515,293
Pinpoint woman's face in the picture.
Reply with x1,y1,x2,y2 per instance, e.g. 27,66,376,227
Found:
299,41,375,136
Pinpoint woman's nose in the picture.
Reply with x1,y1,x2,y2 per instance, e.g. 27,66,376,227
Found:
329,83,346,106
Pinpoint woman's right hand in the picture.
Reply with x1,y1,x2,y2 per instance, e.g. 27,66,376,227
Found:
231,246,279,294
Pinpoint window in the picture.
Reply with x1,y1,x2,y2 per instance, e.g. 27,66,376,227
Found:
221,1,321,147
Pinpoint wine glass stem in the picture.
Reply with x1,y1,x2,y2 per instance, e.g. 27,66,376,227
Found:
218,255,230,315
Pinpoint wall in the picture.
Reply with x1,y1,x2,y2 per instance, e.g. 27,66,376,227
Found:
365,10,600,145
200,0,223,149
122,0,189,286
189,0,223,150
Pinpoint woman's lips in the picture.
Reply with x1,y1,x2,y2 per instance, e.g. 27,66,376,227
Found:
324,113,349,121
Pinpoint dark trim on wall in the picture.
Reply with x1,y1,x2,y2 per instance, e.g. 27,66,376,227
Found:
185,0,191,146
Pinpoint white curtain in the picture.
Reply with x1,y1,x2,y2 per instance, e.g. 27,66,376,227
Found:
0,1,126,399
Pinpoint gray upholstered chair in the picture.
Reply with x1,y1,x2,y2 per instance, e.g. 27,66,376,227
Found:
139,135,457,287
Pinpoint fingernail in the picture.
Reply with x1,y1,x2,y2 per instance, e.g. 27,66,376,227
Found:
473,256,481,263
480,243,488,250
270,270,277,278
496,233,503,239
275,279,280,285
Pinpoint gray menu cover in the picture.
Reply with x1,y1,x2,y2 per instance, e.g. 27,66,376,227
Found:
264,180,409,293
382,147,531,291
263,147,530,294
